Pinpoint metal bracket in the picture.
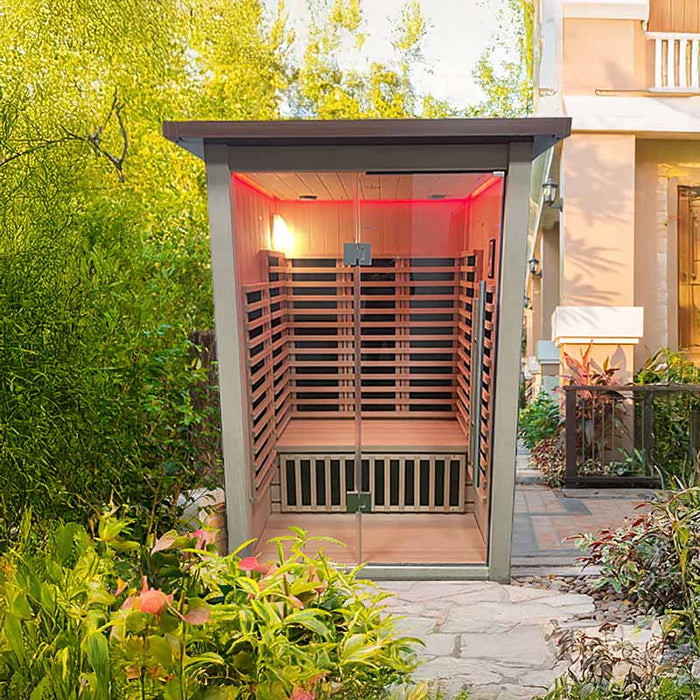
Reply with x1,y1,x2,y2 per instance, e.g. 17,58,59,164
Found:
343,242,372,266
346,491,372,513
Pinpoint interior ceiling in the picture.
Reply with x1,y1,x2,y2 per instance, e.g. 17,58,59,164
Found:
244,172,491,201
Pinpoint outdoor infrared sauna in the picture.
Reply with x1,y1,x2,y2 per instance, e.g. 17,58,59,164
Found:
164,118,571,581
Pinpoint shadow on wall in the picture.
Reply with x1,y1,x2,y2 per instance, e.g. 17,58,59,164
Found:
562,128,635,306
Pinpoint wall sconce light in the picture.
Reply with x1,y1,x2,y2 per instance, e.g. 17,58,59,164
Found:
528,257,542,278
272,214,295,256
523,294,532,309
542,178,562,211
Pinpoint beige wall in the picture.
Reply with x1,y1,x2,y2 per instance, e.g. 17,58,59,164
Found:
561,133,637,306
635,139,700,367
562,18,647,95
541,225,560,338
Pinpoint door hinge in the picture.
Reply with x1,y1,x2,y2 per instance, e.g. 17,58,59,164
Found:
346,491,372,513
343,242,372,266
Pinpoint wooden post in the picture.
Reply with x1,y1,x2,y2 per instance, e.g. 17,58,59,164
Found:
690,404,700,480
641,390,654,472
564,386,577,487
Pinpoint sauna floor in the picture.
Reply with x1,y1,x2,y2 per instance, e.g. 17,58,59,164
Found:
255,512,486,565
276,418,468,454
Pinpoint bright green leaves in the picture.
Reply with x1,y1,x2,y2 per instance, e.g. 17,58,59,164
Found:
0,518,423,698
84,632,111,699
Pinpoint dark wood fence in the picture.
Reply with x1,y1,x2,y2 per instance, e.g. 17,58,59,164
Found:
563,383,700,488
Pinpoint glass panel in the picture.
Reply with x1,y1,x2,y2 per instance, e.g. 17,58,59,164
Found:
357,172,505,565
231,169,505,569
230,171,362,565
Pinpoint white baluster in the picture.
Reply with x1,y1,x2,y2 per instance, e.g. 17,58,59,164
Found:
667,37,676,88
655,37,663,88
692,39,700,89
680,38,688,87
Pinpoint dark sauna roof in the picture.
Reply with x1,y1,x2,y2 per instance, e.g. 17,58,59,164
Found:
163,117,571,160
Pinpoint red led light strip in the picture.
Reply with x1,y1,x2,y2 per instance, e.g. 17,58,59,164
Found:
233,173,503,203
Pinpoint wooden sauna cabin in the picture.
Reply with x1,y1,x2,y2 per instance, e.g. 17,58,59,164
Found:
163,117,571,581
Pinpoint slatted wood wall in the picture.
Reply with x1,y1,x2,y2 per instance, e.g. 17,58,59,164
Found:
475,283,497,503
455,251,483,439
261,253,461,418
241,254,292,494
241,250,494,505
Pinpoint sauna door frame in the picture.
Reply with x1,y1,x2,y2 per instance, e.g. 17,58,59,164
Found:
204,141,535,583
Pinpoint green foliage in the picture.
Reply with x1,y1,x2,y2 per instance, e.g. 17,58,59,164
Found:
536,627,700,700
471,0,533,117
635,349,700,486
578,489,700,645
0,513,426,699
519,392,561,449
290,0,442,119
0,0,442,542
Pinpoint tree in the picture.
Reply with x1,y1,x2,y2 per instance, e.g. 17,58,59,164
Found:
0,0,296,538
0,0,442,540
471,0,534,117
290,0,441,118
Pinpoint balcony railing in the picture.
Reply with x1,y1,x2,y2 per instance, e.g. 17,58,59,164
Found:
648,32,700,92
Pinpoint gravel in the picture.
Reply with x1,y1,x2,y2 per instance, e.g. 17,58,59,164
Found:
512,574,657,628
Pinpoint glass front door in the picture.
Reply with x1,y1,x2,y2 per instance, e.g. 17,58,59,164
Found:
352,172,502,565
231,168,504,568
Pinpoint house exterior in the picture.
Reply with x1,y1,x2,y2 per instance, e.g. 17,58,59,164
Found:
164,118,569,581
527,0,700,393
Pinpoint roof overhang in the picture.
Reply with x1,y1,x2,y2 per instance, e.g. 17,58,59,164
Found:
163,118,572,163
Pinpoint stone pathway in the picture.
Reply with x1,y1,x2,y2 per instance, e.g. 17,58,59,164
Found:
382,580,597,699
372,448,661,698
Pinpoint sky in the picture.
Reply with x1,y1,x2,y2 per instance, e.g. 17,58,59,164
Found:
264,0,502,110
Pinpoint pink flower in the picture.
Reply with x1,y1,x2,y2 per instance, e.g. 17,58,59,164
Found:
239,556,270,574
290,689,315,700
192,528,216,550
138,576,172,616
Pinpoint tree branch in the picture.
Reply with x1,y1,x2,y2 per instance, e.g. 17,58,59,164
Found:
1,92,129,180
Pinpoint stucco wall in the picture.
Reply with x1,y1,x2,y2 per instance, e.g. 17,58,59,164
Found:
635,139,700,367
562,18,647,94
561,133,637,306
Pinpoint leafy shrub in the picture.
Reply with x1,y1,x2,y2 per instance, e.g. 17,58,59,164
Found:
519,392,562,449
531,435,566,487
578,489,700,646
563,344,619,388
536,626,700,700
0,512,425,699
635,349,700,485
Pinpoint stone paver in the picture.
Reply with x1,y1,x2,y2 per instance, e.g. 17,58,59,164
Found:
382,580,597,699
513,441,656,569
